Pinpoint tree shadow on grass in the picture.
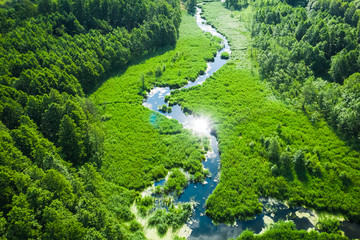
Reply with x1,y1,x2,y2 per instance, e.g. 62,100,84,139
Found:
87,44,176,96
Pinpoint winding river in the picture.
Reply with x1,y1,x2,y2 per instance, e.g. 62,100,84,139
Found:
143,6,360,240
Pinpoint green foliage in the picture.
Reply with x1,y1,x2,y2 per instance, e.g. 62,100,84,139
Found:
157,223,168,235
6,194,42,240
293,149,307,180
159,104,172,113
236,221,348,240
136,196,154,216
221,52,230,59
148,203,192,234
42,200,87,240
0,212,6,239
224,0,249,10
148,165,168,182
317,218,341,234
58,115,85,165
129,220,142,232
164,169,188,196
251,0,360,145
175,236,187,240
185,0,197,15
267,137,281,163
191,1,360,224
0,0,184,238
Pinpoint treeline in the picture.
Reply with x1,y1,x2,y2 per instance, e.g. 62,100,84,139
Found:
235,221,348,240
0,0,181,238
250,0,360,146
223,0,249,10
0,0,181,93
183,0,197,14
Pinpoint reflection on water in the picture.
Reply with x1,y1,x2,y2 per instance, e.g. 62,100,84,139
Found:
143,5,360,240
191,117,210,135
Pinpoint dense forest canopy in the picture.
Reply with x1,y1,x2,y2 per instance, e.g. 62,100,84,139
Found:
0,0,183,238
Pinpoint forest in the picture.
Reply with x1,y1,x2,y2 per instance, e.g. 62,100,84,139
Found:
0,0,188,238
1,0,360,239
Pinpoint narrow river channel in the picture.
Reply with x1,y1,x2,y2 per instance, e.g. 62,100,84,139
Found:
143,6,360,240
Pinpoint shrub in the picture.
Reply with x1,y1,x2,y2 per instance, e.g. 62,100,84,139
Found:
129,220,142,232
163,169,187,195
317,218,340,234
221,52,230,59
155,66,162,77
157,223,168,235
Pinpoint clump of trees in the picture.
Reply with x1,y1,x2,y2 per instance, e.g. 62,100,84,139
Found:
184,0,197,14
163,169,188,196
148,203,192,235
223,0,249,10
317,218,341,234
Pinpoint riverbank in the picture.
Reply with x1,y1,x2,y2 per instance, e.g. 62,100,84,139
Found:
169,1,360,237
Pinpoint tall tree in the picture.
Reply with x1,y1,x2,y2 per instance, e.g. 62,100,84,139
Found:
58,115,85,165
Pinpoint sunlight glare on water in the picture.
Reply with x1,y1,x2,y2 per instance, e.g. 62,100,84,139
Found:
191,117,210,135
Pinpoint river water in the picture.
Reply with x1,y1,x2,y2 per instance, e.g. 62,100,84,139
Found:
143,6,360,240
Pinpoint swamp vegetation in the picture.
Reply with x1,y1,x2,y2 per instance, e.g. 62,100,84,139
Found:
167,0,360,238
0,0,359,239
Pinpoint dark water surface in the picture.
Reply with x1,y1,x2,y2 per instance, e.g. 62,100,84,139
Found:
143,6,360,240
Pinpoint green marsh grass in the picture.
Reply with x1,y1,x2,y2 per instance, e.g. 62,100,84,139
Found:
170,3,360,224
91,12,220,190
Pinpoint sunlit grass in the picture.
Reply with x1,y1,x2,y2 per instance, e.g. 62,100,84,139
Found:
200,2,253,69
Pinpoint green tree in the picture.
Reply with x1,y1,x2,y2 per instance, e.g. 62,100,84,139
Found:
329,50,349,84
187,0,197,14
38,0,56,15
43,200,86,240
0,100,23,129
58,115,85,164
6,194,42,240
293,149,307,180
41,169,74,206
0,212,6,239
268,137,281,163
279,151,293,179
42,103,63,143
